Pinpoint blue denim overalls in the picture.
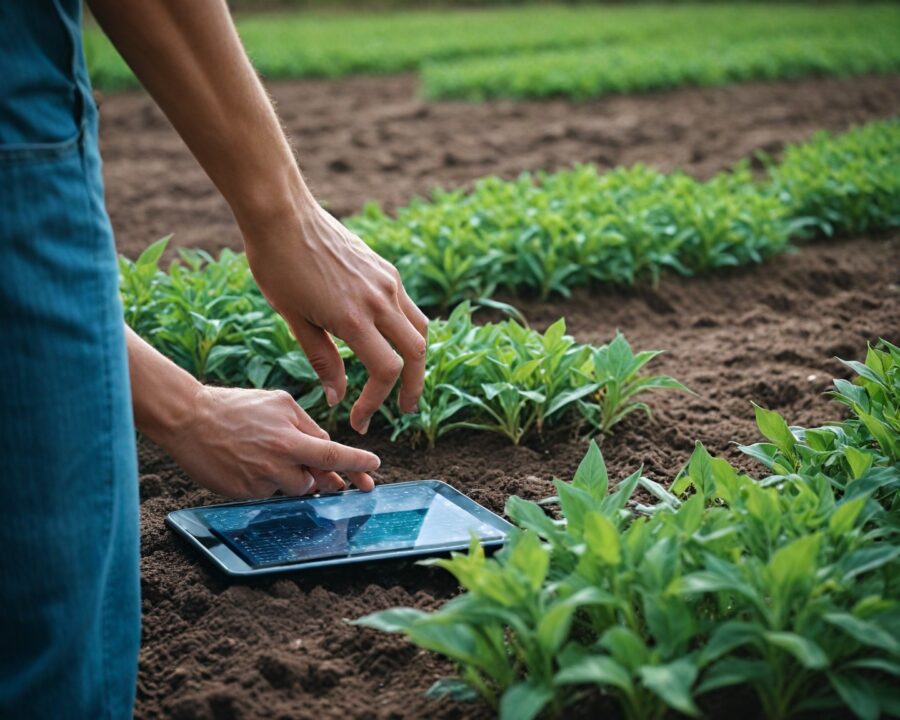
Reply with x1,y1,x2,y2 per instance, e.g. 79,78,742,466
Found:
0,2,140,717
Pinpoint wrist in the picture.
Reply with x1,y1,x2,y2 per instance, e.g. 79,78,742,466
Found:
137,373,204,451
229,163,317,238
128,327,205,449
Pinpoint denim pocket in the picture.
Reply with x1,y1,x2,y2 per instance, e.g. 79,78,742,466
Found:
0,124,83,165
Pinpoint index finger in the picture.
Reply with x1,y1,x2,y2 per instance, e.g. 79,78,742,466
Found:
290,434,381,473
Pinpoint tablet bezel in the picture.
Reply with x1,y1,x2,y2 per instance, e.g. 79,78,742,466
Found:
165,479,513,576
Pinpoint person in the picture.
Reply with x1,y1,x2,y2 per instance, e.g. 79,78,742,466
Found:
0,1,429,717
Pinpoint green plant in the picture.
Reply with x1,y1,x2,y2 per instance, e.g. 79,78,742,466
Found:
577,332,690,434
84,5,900,94
357,344,900,720
422,29,900,101
346,121,900,310
120,244,686,445
737,339,900,511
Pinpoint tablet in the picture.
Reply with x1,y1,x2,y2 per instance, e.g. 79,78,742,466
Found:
166,480,512,576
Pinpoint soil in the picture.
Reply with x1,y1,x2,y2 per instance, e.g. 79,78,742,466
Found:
99,73,900,261
136,232,900,720
108,65,900,718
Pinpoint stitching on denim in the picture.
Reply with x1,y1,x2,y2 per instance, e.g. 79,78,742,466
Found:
0,131,82,165
77,126,118,720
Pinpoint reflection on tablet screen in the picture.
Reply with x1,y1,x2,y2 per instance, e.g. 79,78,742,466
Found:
196,484,503,568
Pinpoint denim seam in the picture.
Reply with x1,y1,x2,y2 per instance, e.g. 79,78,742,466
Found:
77,130,116,720
0,131,82,165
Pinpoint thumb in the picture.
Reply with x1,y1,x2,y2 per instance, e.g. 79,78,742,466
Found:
291,318,346,407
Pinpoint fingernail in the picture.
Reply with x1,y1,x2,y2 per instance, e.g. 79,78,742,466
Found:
359,417,370,435
324,385,338,407
404,397,421,413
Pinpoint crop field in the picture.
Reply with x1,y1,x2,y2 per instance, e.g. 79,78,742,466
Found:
90,3,900,719
85,4,900,97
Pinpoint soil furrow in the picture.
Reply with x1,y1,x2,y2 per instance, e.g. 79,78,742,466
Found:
99,73,900,261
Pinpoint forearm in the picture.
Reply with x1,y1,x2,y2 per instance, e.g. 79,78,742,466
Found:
126,326,201,446
87,0,309,227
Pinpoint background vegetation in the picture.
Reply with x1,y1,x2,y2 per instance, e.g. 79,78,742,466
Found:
85,4,900,95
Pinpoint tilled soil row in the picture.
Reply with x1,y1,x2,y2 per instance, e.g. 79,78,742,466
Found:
136,233,899,719
100,73,900,261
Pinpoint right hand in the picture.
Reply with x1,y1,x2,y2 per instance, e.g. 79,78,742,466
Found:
162,385,380,499
243,197,429,435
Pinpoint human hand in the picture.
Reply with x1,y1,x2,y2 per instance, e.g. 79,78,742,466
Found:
242,197,428,435
162,385,379,499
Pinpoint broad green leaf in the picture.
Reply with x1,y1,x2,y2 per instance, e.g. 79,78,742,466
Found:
354,607,428,633
498,681,554,720
555,655,633,694
544,383,601,418
768,534,821,596
425,678,480,703
698,621,761,666
554,479,596,534
505,496,564,541
537,602,577,655
583,512,621,565
828,672,880,720
572,440,608,499
600,467,643,515
638,659,700,717
601,627,649,673
840,544,900,581
542,317,567,349
857,409,898,460
752,403,797,457
823,612,900,655
840,358,887,388
687,442,716,500
828,496,868,536
406,623,485,668
844,445,873,480
763,631,828,669
136,235,171,268
508,531,550,591
696,658,772,694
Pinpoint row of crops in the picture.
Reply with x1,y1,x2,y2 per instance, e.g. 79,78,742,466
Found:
350,120,899,308
360,342,900,720
423,31,900,101
121,120,900,447
122,244,688,447
85,4,900,98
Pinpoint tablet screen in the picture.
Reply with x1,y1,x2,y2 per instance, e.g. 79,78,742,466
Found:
195,483,505,568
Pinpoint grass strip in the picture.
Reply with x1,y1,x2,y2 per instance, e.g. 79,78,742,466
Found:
422,28,900,101
84,4,899,91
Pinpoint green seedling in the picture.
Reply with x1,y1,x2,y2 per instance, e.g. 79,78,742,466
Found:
120,245,686,447
346,121,899,310
359,345,900,720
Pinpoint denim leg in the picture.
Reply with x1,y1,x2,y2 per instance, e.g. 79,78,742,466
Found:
0,131,140,719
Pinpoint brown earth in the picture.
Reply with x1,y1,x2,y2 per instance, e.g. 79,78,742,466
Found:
136,232,900,720
99,73,900,261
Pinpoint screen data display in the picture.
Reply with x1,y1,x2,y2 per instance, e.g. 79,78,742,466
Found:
195,483,504,568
